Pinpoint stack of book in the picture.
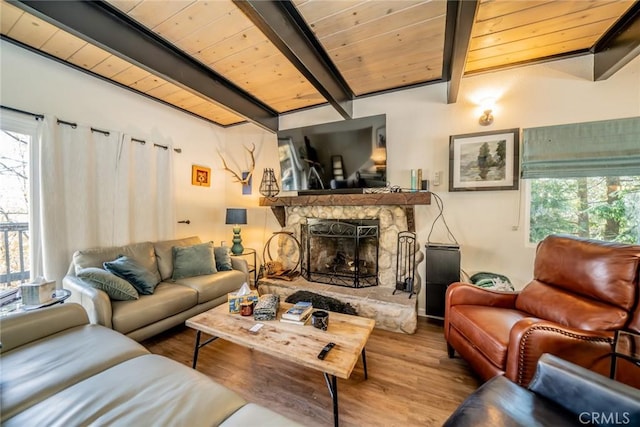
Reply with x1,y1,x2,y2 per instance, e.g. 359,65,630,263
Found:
280,301,313,325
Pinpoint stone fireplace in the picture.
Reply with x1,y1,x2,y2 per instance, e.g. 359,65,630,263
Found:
282,204,410,291
302,218,379,288
258,193,430,333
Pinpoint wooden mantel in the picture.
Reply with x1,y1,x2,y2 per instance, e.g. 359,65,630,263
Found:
259,192,431,231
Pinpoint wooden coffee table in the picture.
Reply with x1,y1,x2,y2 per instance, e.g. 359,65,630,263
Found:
186,302,375,427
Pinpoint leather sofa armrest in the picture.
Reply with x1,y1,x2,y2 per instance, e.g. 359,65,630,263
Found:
446,282,519,308
63,275,113,329
0,303,89,353
528,354,640,424
230,257,250,283
506,319,613,386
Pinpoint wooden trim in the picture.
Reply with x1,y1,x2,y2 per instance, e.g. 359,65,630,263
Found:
259,192,431,207
260,192,430,229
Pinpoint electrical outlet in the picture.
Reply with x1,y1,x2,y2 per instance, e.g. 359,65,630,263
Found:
433,171,442,186
511,225,519,231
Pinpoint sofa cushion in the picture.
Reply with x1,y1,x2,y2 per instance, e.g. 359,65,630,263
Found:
154,236,202,281
174,270,247,304
215,246,233,271
73,241,161,283
111,283,198,334
449,305,529,368
104,255,160,295
3,354,247,427
172,242,217,280
516,281,629,331
0,324,148,422
77,267,139,300
221,403,303,427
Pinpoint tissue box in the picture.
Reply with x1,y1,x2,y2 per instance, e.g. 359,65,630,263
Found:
20,281,56,305
228,290,259,314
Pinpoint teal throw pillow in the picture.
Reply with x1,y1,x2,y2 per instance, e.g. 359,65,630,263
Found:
77,267,139,301
104,255,159,295
172,242,217,280
214,246,233,271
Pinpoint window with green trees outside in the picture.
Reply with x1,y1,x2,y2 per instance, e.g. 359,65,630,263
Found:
529,176,640,245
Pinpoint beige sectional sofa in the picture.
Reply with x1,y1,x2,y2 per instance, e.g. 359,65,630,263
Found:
63,236,249,341
0,304,300,426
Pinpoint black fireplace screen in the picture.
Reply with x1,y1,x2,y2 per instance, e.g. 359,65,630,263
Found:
301,219,379,288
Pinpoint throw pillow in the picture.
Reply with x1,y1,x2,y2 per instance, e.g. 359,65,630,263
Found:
77,267,139,301
104,255,159,295
172,242,217,280
214,246,233,271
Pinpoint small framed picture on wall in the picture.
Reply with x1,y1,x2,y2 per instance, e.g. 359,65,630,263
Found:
192,165,211,187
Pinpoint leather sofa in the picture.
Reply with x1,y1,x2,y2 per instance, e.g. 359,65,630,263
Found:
445,234,640,387
0,304,301,426
444,353,640,427
64,236,249,341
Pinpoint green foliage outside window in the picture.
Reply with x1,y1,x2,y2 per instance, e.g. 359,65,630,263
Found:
529,176,640,244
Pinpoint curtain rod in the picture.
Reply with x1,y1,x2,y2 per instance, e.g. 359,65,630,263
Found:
91,127,110,136
57,119,77,128
3,105,181,153
133,138,181,153
1,105,44,120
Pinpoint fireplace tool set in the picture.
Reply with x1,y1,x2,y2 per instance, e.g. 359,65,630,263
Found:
393,231,417,298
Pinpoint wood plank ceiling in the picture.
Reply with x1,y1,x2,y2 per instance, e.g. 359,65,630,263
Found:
1,0,637,130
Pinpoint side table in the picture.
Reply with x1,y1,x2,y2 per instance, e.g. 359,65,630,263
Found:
0,288,72,317
231,248,257,285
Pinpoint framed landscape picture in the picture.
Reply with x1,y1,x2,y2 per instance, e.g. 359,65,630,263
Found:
449,128,520,192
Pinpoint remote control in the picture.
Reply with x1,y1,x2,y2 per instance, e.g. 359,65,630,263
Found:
248,323,264,334
317,342,335,360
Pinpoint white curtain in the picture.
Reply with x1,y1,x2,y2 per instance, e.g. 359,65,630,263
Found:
35,117,175,284
113,135,175,245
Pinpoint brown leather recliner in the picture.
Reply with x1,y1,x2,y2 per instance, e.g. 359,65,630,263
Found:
445,234,640,387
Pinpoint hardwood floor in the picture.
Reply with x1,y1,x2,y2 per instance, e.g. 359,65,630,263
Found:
142,317,480,426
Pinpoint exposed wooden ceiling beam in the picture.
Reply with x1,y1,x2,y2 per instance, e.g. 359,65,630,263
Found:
11,0,279,132
444,0,478,104
234,0,353,120
593,2,640,81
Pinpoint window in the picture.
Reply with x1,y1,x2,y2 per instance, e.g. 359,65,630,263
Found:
523,117,640,245
528,176,640,244
0,111,38,302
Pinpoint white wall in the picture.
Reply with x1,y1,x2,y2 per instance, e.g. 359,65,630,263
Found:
3,38,639,315
0,40,232,243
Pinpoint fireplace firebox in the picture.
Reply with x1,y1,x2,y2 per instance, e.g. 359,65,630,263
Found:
301,218,379,288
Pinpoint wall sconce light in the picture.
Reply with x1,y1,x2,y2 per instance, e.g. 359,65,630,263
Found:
478,97,496,126
479,109,494,126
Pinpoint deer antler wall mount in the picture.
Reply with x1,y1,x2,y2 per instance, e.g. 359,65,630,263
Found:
218,143,256,185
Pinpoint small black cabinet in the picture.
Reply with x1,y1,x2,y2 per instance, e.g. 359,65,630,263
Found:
425,243,460,319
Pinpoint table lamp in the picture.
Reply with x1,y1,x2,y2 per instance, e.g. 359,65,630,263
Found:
225,208,247,255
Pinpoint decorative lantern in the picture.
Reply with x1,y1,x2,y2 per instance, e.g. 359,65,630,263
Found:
259,168,280,197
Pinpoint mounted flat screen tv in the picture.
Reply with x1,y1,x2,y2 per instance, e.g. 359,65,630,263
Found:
277,114,386,192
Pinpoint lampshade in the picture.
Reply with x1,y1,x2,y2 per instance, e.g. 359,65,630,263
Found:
225,208,247,225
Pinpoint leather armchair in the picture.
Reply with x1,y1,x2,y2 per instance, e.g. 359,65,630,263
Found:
444,353,640,427
445,234,640,387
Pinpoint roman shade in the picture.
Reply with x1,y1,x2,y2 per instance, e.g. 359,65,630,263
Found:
521,117,640,179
